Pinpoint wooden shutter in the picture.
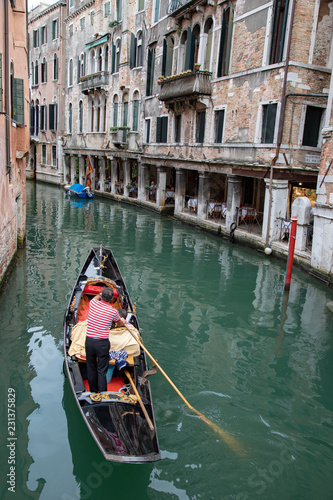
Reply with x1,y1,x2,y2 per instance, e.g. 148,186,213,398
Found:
162,38,167,76
130,33,137,69
111,43,116,73
49,103,54,130
215,110,224,143
146,48,152,96
13,78,24,124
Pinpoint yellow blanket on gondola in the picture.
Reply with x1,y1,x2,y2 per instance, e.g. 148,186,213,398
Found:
68,320,140,358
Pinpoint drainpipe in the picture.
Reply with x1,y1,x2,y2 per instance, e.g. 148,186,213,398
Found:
265,0,297,248
4,0,11,178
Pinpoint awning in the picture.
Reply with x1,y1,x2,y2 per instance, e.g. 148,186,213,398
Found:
85,34,110,50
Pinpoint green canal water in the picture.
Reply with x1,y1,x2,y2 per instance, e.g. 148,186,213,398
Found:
0,181,332,500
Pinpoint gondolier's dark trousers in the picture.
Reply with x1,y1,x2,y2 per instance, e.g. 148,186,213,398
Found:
85,336,110,392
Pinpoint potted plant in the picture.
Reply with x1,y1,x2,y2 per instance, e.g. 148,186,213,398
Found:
194,63,201,71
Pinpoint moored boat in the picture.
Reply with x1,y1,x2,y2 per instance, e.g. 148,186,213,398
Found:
64,183,94,198
63,246,161,463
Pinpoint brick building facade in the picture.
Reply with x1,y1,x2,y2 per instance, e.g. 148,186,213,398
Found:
28,0,333,279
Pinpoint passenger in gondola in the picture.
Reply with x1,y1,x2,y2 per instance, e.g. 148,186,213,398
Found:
85,288,126,393
110,309,140,357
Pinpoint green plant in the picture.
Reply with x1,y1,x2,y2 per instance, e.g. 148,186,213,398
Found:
110,126,130,131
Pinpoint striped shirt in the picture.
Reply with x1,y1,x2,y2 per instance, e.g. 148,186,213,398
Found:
86,298,120,339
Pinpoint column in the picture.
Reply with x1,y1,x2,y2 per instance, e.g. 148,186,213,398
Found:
225,175,242,232
79,155,85,185
70,155,76,184
64,155,70,184
156,167,167,206
262,179,289,243
99,155,106,192
197,172,210,221
123,159,131,197
174,169,186,215
110,157,117,194
138,163,150,201
291,196,311,251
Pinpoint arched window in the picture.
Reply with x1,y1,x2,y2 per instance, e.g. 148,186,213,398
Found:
132,91,139,131
89,50,95,74
204,18,213,71
41,57,47,83
96,96,101,132
113,94,118,127
68,102,72,133
179,31,187,72
192,25,200,67
69,59,73,86
89,98,94,131
136,31,143,67
115,39,121,72
53,53,58,80
162,36,174,77
79,100,83,133
98,47,103,72
34,60,39,85
104,45,109,72
30,100,35,135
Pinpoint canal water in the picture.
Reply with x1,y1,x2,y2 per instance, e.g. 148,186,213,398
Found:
0,181,332,500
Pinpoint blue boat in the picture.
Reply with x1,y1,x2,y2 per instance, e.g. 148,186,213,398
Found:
65,183,94,199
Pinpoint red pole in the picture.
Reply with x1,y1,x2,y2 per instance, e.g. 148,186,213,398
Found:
284,217,297,291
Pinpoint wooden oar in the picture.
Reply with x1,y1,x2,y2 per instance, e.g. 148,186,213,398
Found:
124,323,246,456
124,369,155,436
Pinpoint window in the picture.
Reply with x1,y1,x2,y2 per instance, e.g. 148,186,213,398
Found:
138,0,144,11
130,31,143,68
80,16,85,30
69,59,73,86
117,0,122,21
69,24,73,37
41,57,47,83
162,36,174,77
0,54,2,113
204,18,213,71
215,109,225,143
132,93,139,131
145,118,151,143
104,46,109,72
115,40,121,72
79,100,83,133
105,2,110,16
52,145,57,167
78,53,85,80
122,94,128,128
53,53,58,80
13,78,24,125
68,103,72,133
146,46,155,96
34,61,38,85
40,104,47,131
154,0,160,22
302,106,323,147
42,144,47,164
270,0,290,64
40,25,47,44
90,10,94,25
30,103,35,135
175,114,181,143
217,4,234,77
34,100,39,134
113,95,118,126
49,103,57,130
33,29,39,48
89,50,95,74
52,19,58,39
156,116,168,143
261,103,277,144
196,111,206,143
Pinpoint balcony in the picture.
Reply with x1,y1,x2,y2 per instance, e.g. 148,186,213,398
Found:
80,72,109,94
167,0,213,17
158,70,212,105
110,127,129,148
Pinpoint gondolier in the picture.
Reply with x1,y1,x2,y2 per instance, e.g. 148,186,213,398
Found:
86,287,125,392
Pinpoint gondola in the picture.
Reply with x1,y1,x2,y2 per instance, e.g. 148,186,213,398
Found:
63,246,161,463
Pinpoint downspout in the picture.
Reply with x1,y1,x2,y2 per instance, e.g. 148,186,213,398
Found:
5,0,11,178
265,0,297,247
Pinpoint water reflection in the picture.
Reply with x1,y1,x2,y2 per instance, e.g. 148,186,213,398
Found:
0,181,332,500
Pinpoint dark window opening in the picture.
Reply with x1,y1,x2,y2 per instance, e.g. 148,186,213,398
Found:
269,0,290,64
302,106,323,147
261,104,277,144
156,116,168,143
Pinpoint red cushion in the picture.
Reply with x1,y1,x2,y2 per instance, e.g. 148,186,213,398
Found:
83,284,119,298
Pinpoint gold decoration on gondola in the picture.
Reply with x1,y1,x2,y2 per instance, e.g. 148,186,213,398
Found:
70,297,76,312
100,255,108,269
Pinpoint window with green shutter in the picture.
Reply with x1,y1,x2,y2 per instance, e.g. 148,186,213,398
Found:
13,78,24,125
217,4,234,78
49,103,57,130
156,116,168,143
133,99,139,131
